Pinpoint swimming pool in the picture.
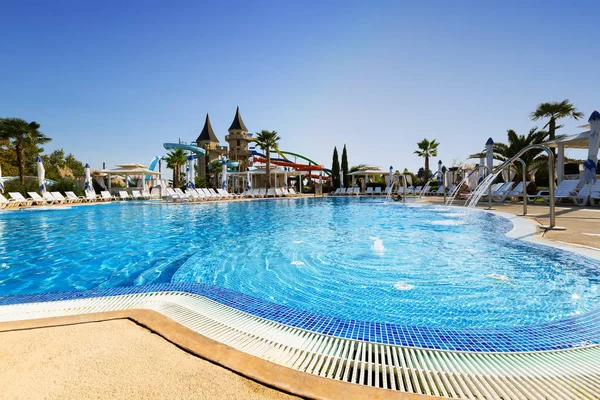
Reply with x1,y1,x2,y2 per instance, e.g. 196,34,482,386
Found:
1,197,598,332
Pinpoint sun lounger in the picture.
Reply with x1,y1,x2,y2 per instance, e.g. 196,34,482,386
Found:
65,191,84,203
141,190,151,199
184,189,201,201
351,187,360,195
2,193,28,208
528,179,582,205
433,186,446,196
255,188,266,198
85,190,99,202
374,187,382,195
131,190,144,200
199,188,215,200
118,191,132,200
274,188,284,197
217,188,233,199
266,188,276,197
331,188,341,195
43,192,64,204
100,191,117,201
494,181,530,202
288,188,297,196
51,192,74,204
26,192,48,205
366,187,374,195
588,182,600,206
165,188,188,202
10,192,35,206
413,186,423,195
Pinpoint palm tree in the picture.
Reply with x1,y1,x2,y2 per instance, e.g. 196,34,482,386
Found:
164,148,187,188
414,139,439,183
254,130,281,190
531,100,584,154
470,128,548,182
0,118,51,183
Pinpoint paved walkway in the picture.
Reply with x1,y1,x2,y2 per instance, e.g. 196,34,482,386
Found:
0,319,299,400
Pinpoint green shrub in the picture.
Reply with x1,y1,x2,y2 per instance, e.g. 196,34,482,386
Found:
3,178,43,197
48,178,83,196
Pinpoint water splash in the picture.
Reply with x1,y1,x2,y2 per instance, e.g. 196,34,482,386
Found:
291,260,304,267
488,273,510,282
370,236,385,253
394,282,414,291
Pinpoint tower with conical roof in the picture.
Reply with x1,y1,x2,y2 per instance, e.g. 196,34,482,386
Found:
225,107,252,171
195,114,227,180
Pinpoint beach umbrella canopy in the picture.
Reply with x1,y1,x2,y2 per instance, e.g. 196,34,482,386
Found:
584,111,599,184
246,170,251,190
283,167,288,188
36,156,46,194
84,163,93,191
340,168,344,188
486,138,494,176
187,154,195,189
0,164,4,193
437,161,442,186
389,166,394,187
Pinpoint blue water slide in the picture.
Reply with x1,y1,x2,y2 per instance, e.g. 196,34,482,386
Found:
146,156,160,180
163,143,207,157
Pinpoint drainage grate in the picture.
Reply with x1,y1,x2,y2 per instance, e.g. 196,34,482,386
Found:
1,291,599,399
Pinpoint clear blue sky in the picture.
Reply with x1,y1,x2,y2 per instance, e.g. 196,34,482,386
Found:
1,0,598,174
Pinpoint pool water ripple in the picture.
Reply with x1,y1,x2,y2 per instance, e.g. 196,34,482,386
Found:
0,198,599,330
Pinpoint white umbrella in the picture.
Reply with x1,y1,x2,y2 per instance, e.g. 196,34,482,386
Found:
389,166,394,188
187,154,195,189
84,163,93,192
246,170,251,190
437,160,442,187
0,163,4,193
283,167,288,188
221,160,228,191
36,156,46,194
584,111,599,185
340,168,344,188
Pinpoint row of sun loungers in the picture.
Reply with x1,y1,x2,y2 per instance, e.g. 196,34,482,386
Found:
165,187,299,202
330,185,451,196
0,189,155,208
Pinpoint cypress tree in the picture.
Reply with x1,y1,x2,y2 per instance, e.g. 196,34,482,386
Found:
341,144,349,188
331,147,340,189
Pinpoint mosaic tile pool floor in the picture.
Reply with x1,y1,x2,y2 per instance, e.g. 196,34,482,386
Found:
2,282,600,353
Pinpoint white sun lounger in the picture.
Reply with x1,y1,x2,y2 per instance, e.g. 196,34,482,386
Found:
10,192,35,206
366,187,374,195
331,188,341,195
274,188,284,197
351,187,360,195
43,192,64,204
255,188,266,198
266,188,276,197
131,190,143,200
51,192,74,204
26,192,48,205
165,188,187,202
217,188,233,199
141,190,152,199
2,193,29,208
65,191,84,203
287,188,297,196
413,186,423,195
85,190,99,202
100,191,117,201
528,179,581,204
588,182,600,206
374,187,382,195
118,191,132,200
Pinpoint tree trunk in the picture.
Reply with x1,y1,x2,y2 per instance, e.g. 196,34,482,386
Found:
265,148,271,190
16,142,24,184
424,156,429,185
173,165,180,187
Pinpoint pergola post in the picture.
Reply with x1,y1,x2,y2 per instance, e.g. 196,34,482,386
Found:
557,143,565,184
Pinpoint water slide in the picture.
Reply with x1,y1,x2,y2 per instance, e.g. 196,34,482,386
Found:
163,142,207,157
251,150,331,175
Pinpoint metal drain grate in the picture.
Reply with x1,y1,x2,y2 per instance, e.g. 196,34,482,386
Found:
1,291,599,399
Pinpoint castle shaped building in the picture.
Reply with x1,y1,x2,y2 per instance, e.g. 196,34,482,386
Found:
194,107,252,181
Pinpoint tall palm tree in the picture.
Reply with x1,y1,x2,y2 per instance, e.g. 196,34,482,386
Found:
254,130,281,190
470,128,548,182
414,139,439,183
164,148,187,188
531,100,584,156
0,118,51,183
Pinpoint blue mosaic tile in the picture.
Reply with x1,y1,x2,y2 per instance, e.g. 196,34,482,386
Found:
2,282,600,353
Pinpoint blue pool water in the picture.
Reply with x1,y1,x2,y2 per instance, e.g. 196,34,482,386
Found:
0,198,599,330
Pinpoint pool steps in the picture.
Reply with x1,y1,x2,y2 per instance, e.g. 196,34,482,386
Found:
1,291,600,399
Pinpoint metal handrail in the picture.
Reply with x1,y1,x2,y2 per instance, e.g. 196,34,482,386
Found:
487,144,556,228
